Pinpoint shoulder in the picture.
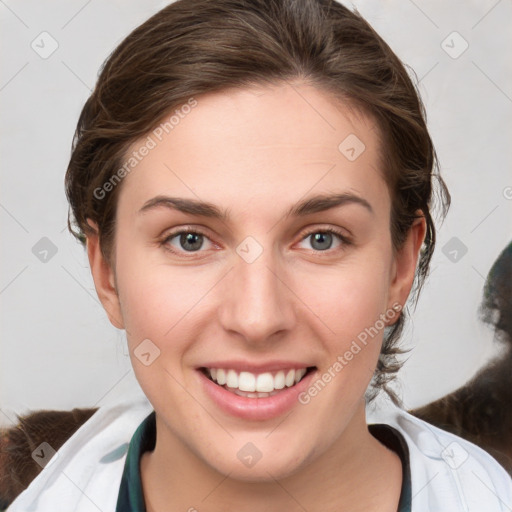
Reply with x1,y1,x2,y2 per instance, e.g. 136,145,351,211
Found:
368,399,512,511
6,394,154,512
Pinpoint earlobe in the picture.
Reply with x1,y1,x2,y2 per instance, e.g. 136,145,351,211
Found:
386,214,427,322
86,220,124,330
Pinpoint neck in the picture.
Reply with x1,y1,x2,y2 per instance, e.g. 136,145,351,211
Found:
140,403,402,512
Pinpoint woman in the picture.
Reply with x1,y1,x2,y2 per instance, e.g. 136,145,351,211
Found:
6,0,512,511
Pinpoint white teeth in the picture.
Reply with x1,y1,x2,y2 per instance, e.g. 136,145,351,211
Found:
233,388,257,398
238,371,256,392
295,368,307,383
206,367,310,394
256,373,274,392
274,371,285,389
216,368,226,385
226,369,238,388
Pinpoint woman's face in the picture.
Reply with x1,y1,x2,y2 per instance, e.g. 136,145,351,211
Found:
89,81,423,480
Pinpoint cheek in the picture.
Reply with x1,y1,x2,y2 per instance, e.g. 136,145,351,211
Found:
294,271,390,418
114,242,221,373
115,255,212,405
297,259,391,340
293,254,393,404
114,228,192,329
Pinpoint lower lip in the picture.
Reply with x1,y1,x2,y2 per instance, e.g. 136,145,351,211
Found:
197,368,317,421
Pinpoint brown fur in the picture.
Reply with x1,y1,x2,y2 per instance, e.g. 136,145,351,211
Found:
411,241,512,476
410,346,512,475
0,407,97,509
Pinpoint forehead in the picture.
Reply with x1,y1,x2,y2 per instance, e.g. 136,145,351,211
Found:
117,82,389,220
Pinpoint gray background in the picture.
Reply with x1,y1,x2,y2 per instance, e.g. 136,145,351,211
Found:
1,0,511,426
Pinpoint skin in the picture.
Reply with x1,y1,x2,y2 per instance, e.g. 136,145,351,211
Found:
87,81,426,511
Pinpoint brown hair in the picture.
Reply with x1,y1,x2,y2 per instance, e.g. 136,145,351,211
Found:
65,0,450,404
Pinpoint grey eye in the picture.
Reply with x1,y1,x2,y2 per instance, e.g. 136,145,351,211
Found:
179,232,204,251
296,229,347,252
166,231,213,252
309,232,334,251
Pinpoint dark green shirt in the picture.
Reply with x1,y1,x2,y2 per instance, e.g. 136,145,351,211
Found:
116,411,412,511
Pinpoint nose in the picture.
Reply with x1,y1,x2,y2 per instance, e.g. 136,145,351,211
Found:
217,242,296,346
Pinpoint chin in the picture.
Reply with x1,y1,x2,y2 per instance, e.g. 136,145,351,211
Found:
217,458,305,483
202,440,312,482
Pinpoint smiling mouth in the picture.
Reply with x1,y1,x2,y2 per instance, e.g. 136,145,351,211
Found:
200,366,317,398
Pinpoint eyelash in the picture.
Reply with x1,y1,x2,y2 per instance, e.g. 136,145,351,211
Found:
159,226,352,258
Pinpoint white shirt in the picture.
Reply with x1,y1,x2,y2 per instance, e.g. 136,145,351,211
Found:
7,393,512,511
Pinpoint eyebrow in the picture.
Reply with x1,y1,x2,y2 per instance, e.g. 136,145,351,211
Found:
138,192,374,220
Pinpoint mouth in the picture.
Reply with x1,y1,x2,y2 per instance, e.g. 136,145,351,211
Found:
199,366,317,398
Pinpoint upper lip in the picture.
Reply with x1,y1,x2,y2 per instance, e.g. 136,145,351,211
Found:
198,360,316,373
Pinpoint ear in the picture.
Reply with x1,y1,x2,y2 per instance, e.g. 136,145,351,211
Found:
386,213,427,322
86,220,124,329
